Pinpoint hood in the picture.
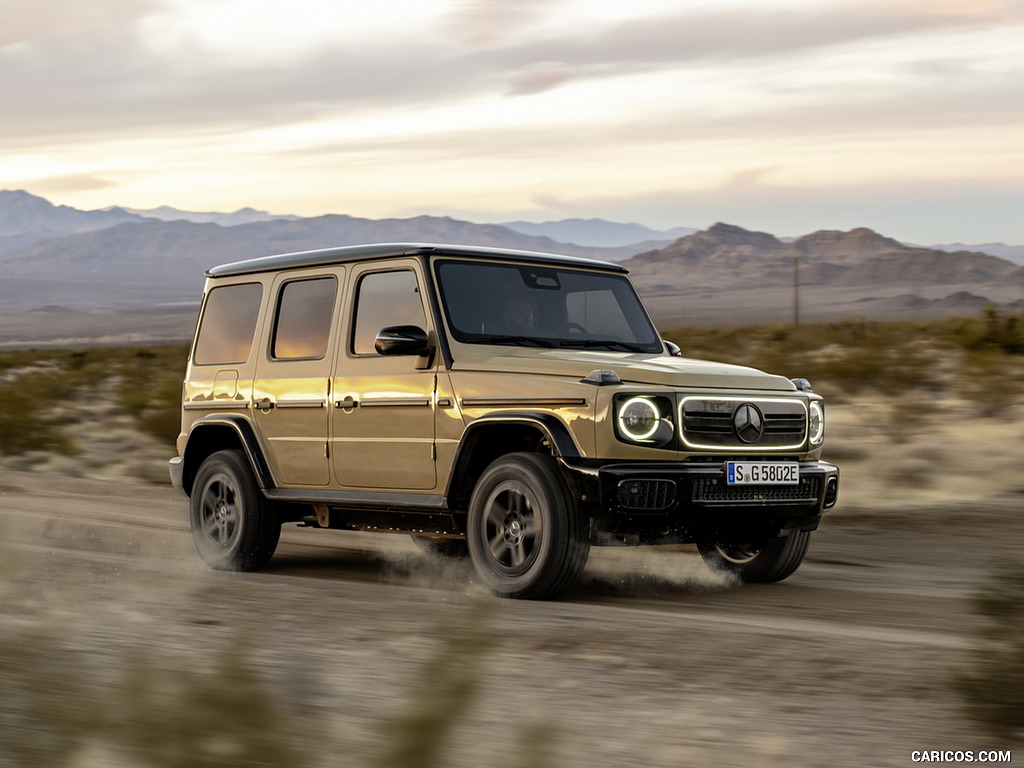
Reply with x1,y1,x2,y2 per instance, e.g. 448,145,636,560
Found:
450,348,797,391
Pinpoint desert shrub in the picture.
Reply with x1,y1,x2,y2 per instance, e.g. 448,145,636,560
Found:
110,647,308,768
941,308,1024,355
137,373,185,444
0,629,102,767
0,592,552,768
0,373,75,455
954,350,1023,416
665,319,967,396
953,558,1024,743
113,346,189,445
0,345,188,459
0,630,306,768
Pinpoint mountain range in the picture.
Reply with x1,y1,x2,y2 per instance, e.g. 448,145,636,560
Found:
1,189,1022,343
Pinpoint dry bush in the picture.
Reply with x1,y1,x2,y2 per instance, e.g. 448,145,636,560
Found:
953,558,1024,743
0,584,550,768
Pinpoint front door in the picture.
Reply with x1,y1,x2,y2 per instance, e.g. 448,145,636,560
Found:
331,262,438,491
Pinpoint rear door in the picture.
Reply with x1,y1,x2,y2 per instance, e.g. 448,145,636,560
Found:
252,269,342,487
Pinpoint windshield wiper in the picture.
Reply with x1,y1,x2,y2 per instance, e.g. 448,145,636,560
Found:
558,339,648,352
460,333,556,348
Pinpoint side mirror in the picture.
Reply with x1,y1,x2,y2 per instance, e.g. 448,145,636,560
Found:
663,340,683,357
375,325,431,357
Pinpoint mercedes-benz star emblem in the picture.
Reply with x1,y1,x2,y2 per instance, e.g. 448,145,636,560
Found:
733,403,764,444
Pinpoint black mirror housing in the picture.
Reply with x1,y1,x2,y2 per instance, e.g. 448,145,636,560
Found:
375,325,431,356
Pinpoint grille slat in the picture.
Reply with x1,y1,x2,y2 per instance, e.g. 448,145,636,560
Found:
681,398,807,449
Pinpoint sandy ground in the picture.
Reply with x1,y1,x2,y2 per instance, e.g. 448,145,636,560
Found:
2,398,1023,767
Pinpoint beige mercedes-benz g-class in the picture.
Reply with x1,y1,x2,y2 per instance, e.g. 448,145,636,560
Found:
169,243,838,599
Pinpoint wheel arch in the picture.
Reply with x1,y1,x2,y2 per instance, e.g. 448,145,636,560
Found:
181,415,275,496
445,411,581,511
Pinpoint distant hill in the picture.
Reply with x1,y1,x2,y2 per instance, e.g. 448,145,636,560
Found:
120,204,301,227
501,218,697,247
2,191,1023,341
922,241,1024,266
0,189,148,250
624,223,1024,326
0,214,639,310
625,222,1019,284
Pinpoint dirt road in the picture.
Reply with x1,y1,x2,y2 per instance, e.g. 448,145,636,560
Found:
1,468,1020,767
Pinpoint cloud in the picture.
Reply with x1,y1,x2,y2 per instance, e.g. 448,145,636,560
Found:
4,0,1018,142
440,0,563,46
3,0,1021,247
0,0,164,47
19,174,119,194
506,61,576,96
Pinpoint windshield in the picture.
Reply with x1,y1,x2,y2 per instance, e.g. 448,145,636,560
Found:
435,260,663,353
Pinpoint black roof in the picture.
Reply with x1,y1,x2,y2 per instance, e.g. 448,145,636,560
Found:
206,242,627,278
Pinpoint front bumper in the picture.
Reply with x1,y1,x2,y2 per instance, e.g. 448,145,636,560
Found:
562,457,839,544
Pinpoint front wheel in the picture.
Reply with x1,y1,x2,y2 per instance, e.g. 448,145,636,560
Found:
697,530,810,583
467,453,589,600
190,449,281,571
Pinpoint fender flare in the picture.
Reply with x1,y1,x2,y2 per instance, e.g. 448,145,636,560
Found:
444,411,582,504
181,414,276,494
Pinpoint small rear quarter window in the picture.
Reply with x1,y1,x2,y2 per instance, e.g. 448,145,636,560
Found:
193,282,263,365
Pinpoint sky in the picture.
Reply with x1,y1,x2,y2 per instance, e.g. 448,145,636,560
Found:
2,0,1022,244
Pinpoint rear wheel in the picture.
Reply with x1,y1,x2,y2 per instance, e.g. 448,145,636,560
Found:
467,452,589,600
697,530,810,583
190,449,281,571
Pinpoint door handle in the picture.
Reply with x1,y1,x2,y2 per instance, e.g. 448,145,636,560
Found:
256,397,275,411
334,397,358,409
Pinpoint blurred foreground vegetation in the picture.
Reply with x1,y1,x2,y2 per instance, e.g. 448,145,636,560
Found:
0,574,547,768
954,557,1024,743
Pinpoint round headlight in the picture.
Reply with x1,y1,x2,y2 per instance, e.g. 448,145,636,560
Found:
618,397,660,441
809,401,825,445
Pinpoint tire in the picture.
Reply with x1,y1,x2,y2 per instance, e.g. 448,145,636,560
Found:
466,452,590,600
410,536,470,558
697,530,810,583
189,449,281,571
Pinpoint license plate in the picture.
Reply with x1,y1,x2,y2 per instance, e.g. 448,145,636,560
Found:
726,462,799,485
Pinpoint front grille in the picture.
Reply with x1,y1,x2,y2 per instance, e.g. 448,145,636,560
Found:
692,475,822,505
681,398,807,450
617,479,676,511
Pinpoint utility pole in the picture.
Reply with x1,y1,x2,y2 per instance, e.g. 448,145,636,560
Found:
794,255,800,328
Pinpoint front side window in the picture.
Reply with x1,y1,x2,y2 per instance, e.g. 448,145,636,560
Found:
352,270,427,355
271,277,338,360
435,260,662,353
193,282,263,365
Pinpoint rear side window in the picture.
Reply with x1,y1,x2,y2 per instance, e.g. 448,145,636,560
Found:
193,282,263,365
271,277,338,360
